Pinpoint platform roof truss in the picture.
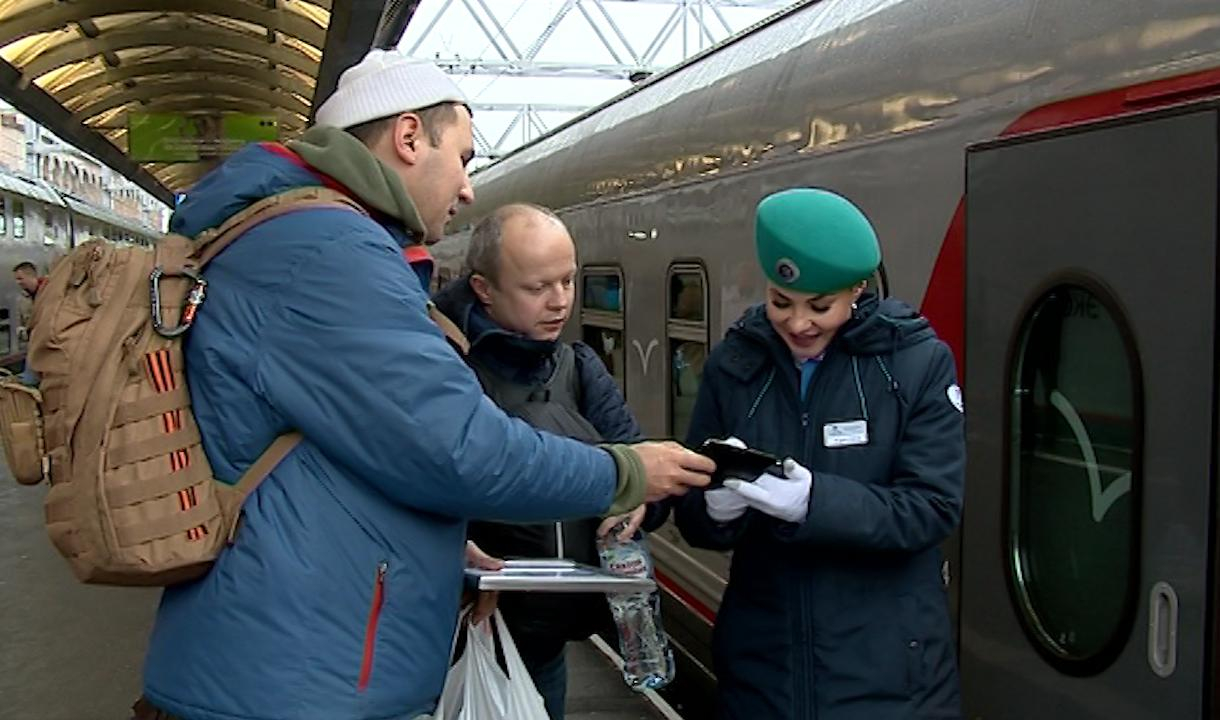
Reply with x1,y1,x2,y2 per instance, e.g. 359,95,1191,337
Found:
0,0,333,192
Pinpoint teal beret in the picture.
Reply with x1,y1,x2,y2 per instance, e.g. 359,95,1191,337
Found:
755,188,881,295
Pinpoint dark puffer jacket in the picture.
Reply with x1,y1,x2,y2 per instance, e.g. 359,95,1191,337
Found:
676,294,964,720
434,278,641,658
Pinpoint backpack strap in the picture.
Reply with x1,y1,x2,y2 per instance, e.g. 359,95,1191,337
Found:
224,303,468,541
428,302,470,355
226,431,303,543
194,186,368,268
186,187,469,536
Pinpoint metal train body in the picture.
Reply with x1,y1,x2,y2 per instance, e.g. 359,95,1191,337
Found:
439,1,1220,716
0,168,157,367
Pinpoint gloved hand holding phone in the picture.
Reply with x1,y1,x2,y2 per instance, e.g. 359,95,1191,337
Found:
724,458,812,524
700,437,813,524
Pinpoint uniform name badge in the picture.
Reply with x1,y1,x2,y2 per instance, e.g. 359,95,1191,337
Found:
823,420,868,448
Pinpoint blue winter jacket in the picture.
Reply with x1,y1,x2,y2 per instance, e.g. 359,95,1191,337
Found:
677,295,964,720
141,143,623,720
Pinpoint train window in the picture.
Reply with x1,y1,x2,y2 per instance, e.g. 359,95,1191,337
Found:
1008,284,1140,674
580,267,625,391
582,272,622,313
667,264,709,440
12,200,24,239
669,270,705,322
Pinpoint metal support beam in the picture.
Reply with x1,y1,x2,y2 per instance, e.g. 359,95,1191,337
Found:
469,102,587,113
435,58,654,79
72,79,311,124
107,98,304,128
374,0,425,47
0,59,171,205
0,0,327,50
48,59,315,107
19,27,319,84
404,0,792,163
313,0,394,120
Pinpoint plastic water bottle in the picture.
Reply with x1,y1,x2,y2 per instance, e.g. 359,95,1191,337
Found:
597,521,676,691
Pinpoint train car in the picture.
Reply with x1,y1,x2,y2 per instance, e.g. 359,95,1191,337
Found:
0,167,158,370
439,0,1220,717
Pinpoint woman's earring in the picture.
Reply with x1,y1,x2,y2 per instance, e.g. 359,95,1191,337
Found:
851,302,858,310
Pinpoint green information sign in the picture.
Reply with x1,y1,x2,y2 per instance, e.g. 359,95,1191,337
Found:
128,113,279,162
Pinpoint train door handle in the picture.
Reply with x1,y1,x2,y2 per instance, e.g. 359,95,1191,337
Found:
1147,581,1178,678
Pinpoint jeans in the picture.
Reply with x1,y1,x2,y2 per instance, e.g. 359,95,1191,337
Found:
520,645,567,720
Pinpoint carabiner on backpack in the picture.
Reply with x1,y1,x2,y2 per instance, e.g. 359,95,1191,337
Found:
150,267,208,339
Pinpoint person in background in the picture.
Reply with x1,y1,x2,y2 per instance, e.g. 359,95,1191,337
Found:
12,261,45,386
13,261,44,343
676,188,965,719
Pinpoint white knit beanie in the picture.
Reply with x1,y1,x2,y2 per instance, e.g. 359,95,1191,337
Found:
313,49,468,129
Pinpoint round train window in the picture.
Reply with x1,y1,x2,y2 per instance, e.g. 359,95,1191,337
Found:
1008,284,1140,673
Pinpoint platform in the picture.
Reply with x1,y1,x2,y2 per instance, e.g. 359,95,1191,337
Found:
0,471,682,720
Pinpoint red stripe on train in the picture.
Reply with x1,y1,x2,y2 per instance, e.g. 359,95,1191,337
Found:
654,567,717,626
920,67,1220,373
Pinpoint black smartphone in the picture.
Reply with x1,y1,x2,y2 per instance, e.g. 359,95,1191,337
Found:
697,440,782,489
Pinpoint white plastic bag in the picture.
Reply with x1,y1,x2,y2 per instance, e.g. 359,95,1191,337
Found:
433,609,549,720
433,609,471,720
490,609,549,719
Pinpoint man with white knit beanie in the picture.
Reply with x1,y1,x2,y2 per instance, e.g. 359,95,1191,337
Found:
134,46,714,720
309,48,477,245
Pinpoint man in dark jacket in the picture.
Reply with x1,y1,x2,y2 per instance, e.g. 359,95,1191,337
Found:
434,203,643,719
135,50,714,720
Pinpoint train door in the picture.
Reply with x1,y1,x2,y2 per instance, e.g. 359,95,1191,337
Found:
959,105,1217,718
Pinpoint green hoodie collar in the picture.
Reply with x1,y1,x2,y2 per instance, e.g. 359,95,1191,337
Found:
287,125,426,238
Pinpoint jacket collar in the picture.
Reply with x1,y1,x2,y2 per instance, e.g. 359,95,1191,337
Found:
432,276,559,383
720,293,933,382
286,126,427,241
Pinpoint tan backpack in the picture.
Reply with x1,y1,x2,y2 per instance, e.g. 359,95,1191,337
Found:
0,186,369,585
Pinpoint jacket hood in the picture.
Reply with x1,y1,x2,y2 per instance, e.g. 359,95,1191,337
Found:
287,126,426,236
170,129,426,243
733,293,934,363
433,275,558,383
839,294,933,355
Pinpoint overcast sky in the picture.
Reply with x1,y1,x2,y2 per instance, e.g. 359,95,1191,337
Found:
398,0,789,164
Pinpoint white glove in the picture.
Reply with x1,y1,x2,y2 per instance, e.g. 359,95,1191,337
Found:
724,458,812,524
703,436,749,523
705,487,749,523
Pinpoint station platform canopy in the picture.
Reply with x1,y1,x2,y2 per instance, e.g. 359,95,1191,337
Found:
0,0,416,204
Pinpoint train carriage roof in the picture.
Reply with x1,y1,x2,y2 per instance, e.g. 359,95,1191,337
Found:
0,165,159,238
0,166,61,206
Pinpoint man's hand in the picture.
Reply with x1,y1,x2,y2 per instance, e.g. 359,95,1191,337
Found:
598,504,647,541
464,541,503,625
465,540,503,571
631,441,715,501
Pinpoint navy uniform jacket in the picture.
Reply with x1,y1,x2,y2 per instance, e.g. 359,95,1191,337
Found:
676,295,964,720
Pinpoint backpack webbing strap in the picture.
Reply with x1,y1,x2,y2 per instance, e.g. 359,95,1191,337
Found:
226,431,303,543
195,187,368,268
188,189,468,535
428,302,470,355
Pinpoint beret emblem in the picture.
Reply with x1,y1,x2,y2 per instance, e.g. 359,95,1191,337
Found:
775,258,800,284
